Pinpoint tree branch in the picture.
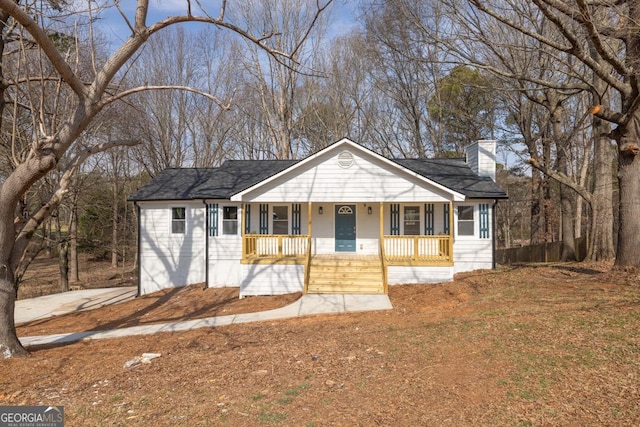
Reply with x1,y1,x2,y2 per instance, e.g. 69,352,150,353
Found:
100,85,233,110
528,157,593,205
0,0,86,97
12,139,140,272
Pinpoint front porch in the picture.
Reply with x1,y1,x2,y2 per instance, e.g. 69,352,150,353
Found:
239,200,454,294
241,233,453,266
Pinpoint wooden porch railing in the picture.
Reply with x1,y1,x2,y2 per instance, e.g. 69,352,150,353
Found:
383,235,452,265
243,234,309,260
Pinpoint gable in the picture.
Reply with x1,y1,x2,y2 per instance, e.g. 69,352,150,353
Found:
231,140,464,203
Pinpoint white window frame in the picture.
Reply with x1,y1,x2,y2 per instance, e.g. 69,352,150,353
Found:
171,206,186,234
456,204,475,238
402,205,421,236
222,205,239,235
272,205,289,235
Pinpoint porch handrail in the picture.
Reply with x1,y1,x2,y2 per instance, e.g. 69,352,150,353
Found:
383,235,452,263
243,234,309,259
379,235,388,293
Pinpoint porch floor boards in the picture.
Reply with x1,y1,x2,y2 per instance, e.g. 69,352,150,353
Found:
306,254,385,295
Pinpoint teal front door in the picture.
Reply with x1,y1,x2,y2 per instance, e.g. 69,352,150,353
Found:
335,205,356,252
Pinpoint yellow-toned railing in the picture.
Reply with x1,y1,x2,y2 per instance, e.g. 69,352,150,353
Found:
243,234,309,259
383,235,452,264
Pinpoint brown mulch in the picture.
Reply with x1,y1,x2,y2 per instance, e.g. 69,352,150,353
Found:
2,261,640,426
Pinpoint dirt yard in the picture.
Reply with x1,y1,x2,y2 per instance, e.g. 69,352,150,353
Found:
3,261,640,426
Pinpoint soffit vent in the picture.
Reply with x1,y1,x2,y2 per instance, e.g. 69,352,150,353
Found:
338,151,354,168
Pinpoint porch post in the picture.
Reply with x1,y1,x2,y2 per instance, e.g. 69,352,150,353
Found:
380,201,388,293
304,202,313,294
241,203,246,261
448,200,454,260
308,202,313,239
379,202,384,249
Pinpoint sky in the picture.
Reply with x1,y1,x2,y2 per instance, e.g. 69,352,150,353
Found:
92,0,361,49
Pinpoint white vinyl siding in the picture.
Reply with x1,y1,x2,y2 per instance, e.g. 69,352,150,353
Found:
240,264,304,297
387,266,453,284
237,149,455,203
453,199,494,273
139,202,206,295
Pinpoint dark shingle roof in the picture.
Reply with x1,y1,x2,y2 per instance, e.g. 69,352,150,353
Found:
129,160,297,201
130,157,506,202
394,158,507,199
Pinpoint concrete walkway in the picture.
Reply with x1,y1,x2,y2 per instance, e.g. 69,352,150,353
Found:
18,292,392,348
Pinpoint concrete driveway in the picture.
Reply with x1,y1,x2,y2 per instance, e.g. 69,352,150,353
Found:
15,287,137,325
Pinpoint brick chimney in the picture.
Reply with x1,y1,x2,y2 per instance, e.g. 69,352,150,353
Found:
465,140,496,181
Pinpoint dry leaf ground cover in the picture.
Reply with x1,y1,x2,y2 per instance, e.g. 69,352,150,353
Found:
2,262,640,426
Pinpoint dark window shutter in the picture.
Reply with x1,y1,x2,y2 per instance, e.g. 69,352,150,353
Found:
425,203,434,235
209,203,218,237
292,203,301,235
479,203,490,239
259,204,269,234
390,204,400,235
444,204,450,234
244,204,251,234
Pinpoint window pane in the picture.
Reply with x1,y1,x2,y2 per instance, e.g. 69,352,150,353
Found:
458,206,474,220
222,206,238,235
172,207,185,220
273,206,288,235
223,206,237,220
223,221,238,235
172,221,185,234
457,205,474,236
458,221,474,236
404,206,420,235
273,206,288,220
171,207,186,234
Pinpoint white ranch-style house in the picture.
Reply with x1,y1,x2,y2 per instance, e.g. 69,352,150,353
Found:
130,138,507,297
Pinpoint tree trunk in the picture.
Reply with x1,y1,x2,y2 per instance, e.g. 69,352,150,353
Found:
588,117,615,261
69,200,79,282
56,211,69,292
112,170,119,268
557,151,576,261
615,149,640,267
0,277,27,358
59,241,69,292
615,112,640,267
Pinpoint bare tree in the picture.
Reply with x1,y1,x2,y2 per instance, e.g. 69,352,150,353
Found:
457,0,640,267
232,0,330,159
0,0,332,358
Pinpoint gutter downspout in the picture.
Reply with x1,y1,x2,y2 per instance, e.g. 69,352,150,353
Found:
492,199,498,269
135,202,141,297
203,200,209,289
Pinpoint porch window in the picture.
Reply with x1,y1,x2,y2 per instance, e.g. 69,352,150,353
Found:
457,206,474,236
404,206,420,235
273,205,289,234
223,206,238,235
171,207,186,234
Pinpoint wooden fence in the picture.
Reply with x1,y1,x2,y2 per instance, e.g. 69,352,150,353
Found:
496,237,587,264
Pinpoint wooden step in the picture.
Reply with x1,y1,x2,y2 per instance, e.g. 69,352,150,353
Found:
306,255,385,294
306,283,384,294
